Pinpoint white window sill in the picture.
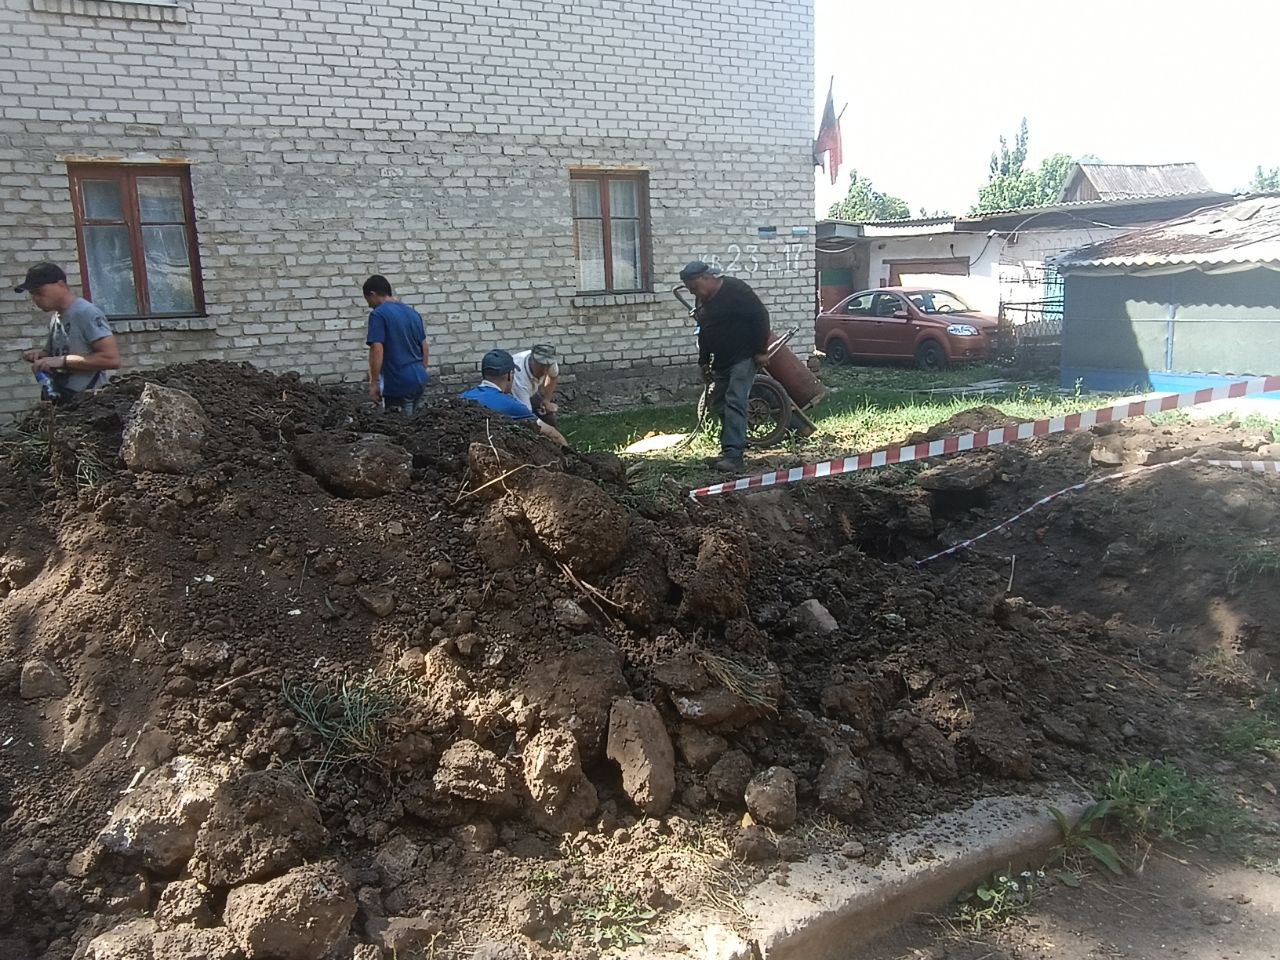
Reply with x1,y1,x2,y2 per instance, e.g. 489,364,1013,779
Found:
32,0,187,22
571,292,663,309
113,315,213,334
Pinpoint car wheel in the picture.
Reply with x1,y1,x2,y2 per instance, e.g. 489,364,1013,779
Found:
915,339,947,371
824,336,849,364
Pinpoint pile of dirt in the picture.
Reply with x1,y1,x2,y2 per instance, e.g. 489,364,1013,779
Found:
0,363,1272,960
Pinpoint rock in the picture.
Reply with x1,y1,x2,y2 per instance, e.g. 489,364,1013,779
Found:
19,658,67,699
679,529,750,623
552,597,593,632
521,726,598,833
0,548,43,589
840,840,866,859
1042,715,1090,749
915,457,996,492
151,927,241,960
62,700,113,767
670,684,771,731
82,919,157,960
294,432,412,498
120,383,210,474
902,723,959,782
355,585,396,618
155,879,215,928
365,916,444,956
223,862,355,960
793,599,838,635
676,725,727,771
88,756,229,875
1090,434,1126,466
1121,721,1138,739
817,745,869,822
606,698,676,816
190,770,326,888
458,819,497,854
372,835,423,889
520,639,627,762
386,520,405,536
506,892,558,943
1101,540,1142,576
732,825,777,863
745,766,797,830
434,740,519,815
514,468,628,575
180,639,230,674
470,942,524,960
474,504,523,572
706,750,753,805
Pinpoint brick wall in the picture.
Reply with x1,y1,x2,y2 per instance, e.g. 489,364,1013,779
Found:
0,0,815,420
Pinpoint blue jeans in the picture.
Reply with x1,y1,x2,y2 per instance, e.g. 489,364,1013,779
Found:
710,358,754,460
384,392,422,415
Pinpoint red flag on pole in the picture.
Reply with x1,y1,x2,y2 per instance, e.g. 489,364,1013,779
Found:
814,79,842,185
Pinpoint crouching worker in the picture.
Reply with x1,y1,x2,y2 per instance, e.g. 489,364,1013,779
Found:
460,349,567,447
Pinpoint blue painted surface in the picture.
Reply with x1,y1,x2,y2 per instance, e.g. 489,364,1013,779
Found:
1062,367,1280,399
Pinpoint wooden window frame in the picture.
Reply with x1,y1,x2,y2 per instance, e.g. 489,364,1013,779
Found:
67,163,206,320
570,170,652,295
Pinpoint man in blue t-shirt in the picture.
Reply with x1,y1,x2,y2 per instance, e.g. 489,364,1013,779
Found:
362,275,429,414
460,349,567,447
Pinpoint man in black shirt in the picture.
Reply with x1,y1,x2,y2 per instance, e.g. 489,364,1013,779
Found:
680,260,770,471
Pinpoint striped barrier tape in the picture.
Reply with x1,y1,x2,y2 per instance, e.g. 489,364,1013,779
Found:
914,458,1280,566
688,375,1280,499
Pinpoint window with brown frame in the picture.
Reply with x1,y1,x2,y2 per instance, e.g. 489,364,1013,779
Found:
570,170,651,294
67,164,205,319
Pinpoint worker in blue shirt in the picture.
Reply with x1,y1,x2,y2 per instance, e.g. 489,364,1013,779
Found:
460,349,567,447
363,275,429,414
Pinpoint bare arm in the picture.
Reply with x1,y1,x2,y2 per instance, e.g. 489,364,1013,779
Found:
528,418,567,447
543,369,558,403
32,335,120,374
422,339,430,372
367,342,384,402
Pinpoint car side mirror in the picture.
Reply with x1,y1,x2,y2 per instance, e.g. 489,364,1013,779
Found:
894,309,910,319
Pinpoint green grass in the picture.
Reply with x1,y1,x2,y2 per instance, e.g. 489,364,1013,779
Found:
565,362,1102,496
1218,693,1280,759
1100,760,1250,851
1230,545,1280,584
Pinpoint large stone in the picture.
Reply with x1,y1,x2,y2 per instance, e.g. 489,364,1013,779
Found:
433,740,519,814
903,723,959,782
676,725,727,771
513,468,628,575
81,919,158,960
151,927,241,960
793,599,838,636
744,766,797,829
706,750,753,804
521,726,598,833
364,916,443,956
155,878,215,928
190,770,326,888
372,835,423,889
223,862,355,960
88,756,229,875
294,432,412,498
62,698,113,768
606,698,675,815
19,658,67,699
679,529,750,623
915,457,996,492
519,639,627,762
817,745,869,822
120,383,210,474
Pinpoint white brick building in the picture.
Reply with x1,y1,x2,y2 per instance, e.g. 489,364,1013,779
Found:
0,0,815,419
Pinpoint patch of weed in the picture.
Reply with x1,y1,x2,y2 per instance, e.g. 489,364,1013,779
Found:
526,867,566,895
577,886,658,949
1217,692,1280,759
954,870,1039,933
1230,545,1280,584
1100,760,1250,850
1049,800,1126,876
1193,646,1257,692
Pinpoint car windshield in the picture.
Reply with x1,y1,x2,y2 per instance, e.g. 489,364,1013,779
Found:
907,290,972,314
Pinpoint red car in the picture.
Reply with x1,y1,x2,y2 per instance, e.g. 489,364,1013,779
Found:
816,287,1001,370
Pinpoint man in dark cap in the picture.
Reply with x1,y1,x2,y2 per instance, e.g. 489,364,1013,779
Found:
362,274,429,415
679,260,770,471
14,261,120,402
460,348,567,446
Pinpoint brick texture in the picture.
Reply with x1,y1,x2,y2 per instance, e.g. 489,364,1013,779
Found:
0,0,815,419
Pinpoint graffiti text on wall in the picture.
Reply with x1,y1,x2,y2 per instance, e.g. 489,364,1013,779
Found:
699,242,806,279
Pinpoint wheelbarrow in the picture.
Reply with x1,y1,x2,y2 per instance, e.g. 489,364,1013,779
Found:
674,285,827,448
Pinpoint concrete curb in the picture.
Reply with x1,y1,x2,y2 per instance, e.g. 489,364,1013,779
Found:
637,791,1091,960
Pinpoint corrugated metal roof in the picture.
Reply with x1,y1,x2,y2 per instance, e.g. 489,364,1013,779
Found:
1056,195,1280,270
958,192,1227,222
1062,162,1213,200
822,215,955,228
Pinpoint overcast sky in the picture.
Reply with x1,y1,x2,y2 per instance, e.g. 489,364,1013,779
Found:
813,0,1280,216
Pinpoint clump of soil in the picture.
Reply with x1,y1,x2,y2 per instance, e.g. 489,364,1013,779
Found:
0,362,1274,960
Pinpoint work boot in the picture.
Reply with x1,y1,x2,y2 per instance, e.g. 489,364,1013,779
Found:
702,455,723,467
712,457,745,473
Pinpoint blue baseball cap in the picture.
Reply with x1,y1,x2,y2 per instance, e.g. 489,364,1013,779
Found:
481,349,516,375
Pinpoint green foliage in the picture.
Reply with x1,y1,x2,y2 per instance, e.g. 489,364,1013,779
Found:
829,169,911,222
1100,761,1248,849
1217,692,1280,759
578,887,658,949
973,118,1078,213
956,870,1039,932
1249,166,1280,192
1049,801,1126,876
1230,545,1280,584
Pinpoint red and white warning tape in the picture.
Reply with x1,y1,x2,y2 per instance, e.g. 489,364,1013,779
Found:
914,458,1280,566
688,376,1280,499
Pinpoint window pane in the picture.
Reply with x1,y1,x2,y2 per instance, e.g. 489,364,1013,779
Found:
137,177,185,222
574,219,606,291
572,179,601,218
143,225,195,314
81,180,124,221
83,225,139,315
610,218,641,291
608,179,638,218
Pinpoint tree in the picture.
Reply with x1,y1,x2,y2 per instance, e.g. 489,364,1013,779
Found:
972,119,1078,213
828,169,911,221
1249,166,1280,191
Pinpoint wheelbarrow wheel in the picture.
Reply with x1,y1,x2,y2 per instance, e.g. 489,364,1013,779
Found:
696,376,793,449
